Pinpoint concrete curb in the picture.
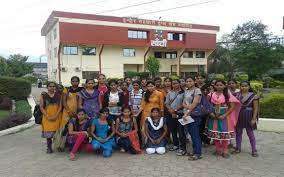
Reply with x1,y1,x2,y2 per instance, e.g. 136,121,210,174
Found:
0,95,36,137
258,118,284,133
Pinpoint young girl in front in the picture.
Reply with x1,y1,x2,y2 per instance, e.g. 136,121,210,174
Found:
67,109,93,160
145,108,167,155
207,80,240,158
233,81,259,157
116,107,141,154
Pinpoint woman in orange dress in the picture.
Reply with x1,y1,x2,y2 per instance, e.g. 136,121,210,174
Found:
40,81,62,153
61,76,82,128
136,81,164,135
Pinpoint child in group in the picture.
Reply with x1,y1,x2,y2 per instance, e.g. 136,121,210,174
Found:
207,80,240,158
91,108,115,157
67,109,93,160
233,81,259,157
116,107,141,154
145,108,167,155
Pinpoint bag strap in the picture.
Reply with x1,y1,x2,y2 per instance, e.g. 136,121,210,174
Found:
169,92,180,105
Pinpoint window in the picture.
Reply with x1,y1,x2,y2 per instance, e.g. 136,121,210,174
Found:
82,47,96,55
128,30,147,39
167,32,183,41
53,28,57,40
82,71,100,79
63,46,78,55
165,52,177,59
196,51,205,58
54,48,57,58
183,51,193,58
123,48,135,57
154,52,163,58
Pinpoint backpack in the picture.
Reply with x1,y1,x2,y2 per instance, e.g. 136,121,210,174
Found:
33,104,42,124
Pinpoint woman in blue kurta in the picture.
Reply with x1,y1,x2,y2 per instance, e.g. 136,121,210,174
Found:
91,108,115,157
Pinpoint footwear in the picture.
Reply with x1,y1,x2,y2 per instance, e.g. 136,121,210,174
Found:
231,149,241,155
252,151,259,157
69,152,76,161
222,153,230,159
188,155,202,161
169,145,178,151
46,148,53,154
176,149,187,156
187,152,194,156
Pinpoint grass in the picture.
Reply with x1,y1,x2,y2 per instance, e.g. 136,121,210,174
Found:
15,100,32,118
0,110,10,120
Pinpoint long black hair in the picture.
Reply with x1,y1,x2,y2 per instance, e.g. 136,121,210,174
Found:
215,80,229,103
144,81,155,103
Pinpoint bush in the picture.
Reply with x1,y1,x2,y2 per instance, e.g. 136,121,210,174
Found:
0,114,30,131
169,75,180,80
250,81,263,96
15,100,32,118
21,76,38,84
0,77,31,100
260,93,284,119
270,80,284,89
125,71,139,78
236,73,249,82
208,73,225,81
0,97,13,110
262,76,274,88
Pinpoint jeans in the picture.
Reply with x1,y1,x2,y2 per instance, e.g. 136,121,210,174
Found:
187,116,202,156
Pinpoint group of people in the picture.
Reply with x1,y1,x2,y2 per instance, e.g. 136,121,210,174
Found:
40,73,259,161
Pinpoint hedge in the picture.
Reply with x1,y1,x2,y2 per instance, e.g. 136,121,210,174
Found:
250,81,263,96
21,76,38,84
15,100,32,118
0,97,13,110
260,93,284,119
0,77,31,100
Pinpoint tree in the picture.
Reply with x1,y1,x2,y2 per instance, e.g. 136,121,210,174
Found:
6,54,33,77
0,56,10,76
145,56,160,78
228,21,284,79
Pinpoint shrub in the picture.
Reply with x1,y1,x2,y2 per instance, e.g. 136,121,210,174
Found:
0,97,13,110
236,73,249,82
270,80,284,89
250,81,263,96
208,74,225,81
169,75,180,80
262,76,274,88
15,100,32,118
0,114,30,131
125,71,139,78
260,93,284,119
0,77,31,100
21,76,38,84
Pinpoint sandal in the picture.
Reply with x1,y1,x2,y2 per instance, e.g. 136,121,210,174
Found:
213,151,222,156
231,149,241,155
222,153,230,159
176,149,187,156
188,155,202,161
252,151,259,157
69,153,76,161
187,152,194,156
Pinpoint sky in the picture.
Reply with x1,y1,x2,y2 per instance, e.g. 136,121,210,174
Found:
0,0,283,62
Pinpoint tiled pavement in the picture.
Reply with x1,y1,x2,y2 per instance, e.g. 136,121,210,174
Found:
0,125,283,177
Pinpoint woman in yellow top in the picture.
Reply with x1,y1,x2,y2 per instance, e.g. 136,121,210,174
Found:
40,81,62,153
136,81,164,133
61,76,83,128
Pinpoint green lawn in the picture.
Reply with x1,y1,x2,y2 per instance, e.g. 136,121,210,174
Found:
0,110,10,120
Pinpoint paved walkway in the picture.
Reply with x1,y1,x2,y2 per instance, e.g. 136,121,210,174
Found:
0,126,283,177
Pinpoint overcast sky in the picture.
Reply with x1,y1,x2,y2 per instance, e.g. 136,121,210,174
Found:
0,0,283,62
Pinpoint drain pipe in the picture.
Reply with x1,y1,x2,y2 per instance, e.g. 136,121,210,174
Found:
143,46,151,71
99,44,104,74
178,49,186,77
57,43,62,84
